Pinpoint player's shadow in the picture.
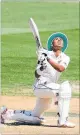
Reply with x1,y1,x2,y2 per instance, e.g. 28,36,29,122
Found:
5,122,57,127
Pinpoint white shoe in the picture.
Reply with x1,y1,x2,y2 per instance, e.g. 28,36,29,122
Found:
57,120,75,128
0,106,7,124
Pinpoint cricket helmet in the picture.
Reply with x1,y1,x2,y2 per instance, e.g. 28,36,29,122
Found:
47,32,68,52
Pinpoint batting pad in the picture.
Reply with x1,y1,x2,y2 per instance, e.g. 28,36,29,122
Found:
7,113,43,125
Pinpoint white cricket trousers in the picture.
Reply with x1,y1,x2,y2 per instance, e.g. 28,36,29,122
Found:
32,83,60,117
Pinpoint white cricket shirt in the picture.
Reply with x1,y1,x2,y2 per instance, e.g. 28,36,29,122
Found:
38,51,70,84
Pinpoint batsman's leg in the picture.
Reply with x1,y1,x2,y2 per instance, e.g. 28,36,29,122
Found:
58,81,75,128
31,98,52,117
32,82,60,118
0,107,44,124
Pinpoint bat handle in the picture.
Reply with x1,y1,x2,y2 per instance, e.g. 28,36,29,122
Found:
35,36,42,49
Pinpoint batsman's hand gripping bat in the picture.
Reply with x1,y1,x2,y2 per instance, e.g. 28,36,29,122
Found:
29,18,42,51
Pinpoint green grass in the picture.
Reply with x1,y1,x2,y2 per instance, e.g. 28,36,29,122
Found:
72,92,80,98
1,29,79,88
1,1,79,30
1,1,79,95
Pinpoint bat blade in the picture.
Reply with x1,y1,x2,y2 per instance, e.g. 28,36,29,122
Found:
29,18,42,49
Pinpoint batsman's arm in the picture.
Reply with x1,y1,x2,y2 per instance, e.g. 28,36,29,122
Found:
47,55,70,72
48,59,65,72
47,58,65,72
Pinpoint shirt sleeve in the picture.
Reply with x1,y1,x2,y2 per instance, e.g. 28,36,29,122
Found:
59,56,70,69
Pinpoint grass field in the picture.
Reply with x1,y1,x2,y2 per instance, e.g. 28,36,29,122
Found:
1,1,79,95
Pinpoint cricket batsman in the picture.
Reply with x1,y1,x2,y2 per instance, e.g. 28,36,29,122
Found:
0,32,75,128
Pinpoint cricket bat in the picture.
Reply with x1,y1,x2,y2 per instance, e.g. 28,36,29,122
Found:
29,18,42,50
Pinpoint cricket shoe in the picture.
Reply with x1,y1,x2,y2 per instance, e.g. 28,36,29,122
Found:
0,106,7,124
57,120,75,128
